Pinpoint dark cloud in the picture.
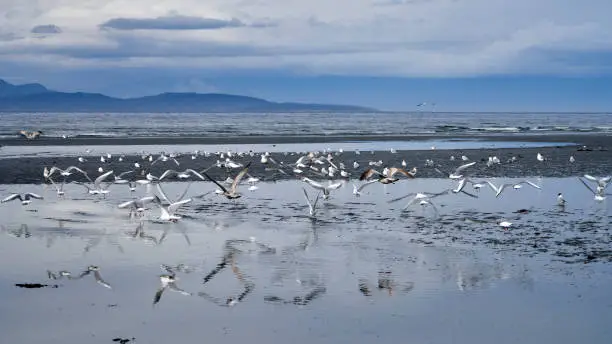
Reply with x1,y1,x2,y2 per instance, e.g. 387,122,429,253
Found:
31,24,63,34
99,15,246,31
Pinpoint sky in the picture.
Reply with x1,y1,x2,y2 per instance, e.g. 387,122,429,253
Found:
1,0,611,111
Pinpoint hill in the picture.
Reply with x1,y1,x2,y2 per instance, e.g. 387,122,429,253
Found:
0,79,374,112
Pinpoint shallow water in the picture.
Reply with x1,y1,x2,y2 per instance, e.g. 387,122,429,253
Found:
1,178,611,343
0,140,574,159
2,112,612,139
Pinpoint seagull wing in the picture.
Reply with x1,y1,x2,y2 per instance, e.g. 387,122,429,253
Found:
231,162,252,194
25,193,44,200
1,194,21,203
583,174,598,183
327,181,343,190
388,167,415,178
359,168,382,181
201,172,228,193
158,169,178,181
168,199,192,214
522,180,541,189
65,166,93,182
302,178,325,191
155,183,172,204
116,170,134,179
94,170,114,188
184,169,206,181
176,181,194,202
454,161,476,174
578,177,596,195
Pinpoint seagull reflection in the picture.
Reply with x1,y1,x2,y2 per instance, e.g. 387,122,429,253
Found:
1,224,31,238
83,229,124,255
198,253,254,307
125,221,158,246
76,265,113,289
153,274,191,306
198,239,268,307
358,271,414,297
264,286,326,306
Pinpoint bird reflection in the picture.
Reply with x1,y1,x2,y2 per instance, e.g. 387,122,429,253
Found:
83,229,124,254
358,271,414,297
198,239,263,307
77,265,113,289
125,221,158,246
1,224,31,238
264,286,326,306
153,274,191,306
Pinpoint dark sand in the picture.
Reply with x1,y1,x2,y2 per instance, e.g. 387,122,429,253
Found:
0,134,611,184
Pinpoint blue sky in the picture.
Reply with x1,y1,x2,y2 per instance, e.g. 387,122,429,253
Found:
1,0,611,111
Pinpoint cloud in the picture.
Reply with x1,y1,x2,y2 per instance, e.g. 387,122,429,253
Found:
0,0,610,80
99,15,246,31
31,24,62,34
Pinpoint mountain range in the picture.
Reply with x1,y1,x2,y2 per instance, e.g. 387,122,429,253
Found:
0,79,375,113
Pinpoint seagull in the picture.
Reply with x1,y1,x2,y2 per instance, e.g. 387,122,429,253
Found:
436,162,476,180
569,156,575,163
485,180,541,198
153,274,191,305
118,196,156,218
537,153,545,162
1,193,44,205
389,190,451,215
77,265,112,289
202,163,251,200
359,167,416,184
582,174,612,190
498,221,512,229
557,193,566,207
19,130,43,139
45,166,92,182
152,195,192,222
302,187,321,218
77,170,115,196
577,176,610,201
302,177,343,200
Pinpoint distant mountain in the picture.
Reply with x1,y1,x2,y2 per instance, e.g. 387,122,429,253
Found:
0,79,375,112
0,79,49,98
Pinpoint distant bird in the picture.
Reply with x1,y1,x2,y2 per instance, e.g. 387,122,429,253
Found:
569,156,575,163
537,153,545,162
19,130,43,139
557,193,566,207
498,221,512,229
1,193,44,205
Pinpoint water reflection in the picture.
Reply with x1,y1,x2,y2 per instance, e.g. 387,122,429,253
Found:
0,179,611,343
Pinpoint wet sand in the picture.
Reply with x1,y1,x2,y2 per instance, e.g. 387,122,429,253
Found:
0,134,611,184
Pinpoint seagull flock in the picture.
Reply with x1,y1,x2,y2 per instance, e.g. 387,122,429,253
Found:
2,147,611,306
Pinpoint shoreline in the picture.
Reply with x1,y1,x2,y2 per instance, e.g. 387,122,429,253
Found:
1,133,611,147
